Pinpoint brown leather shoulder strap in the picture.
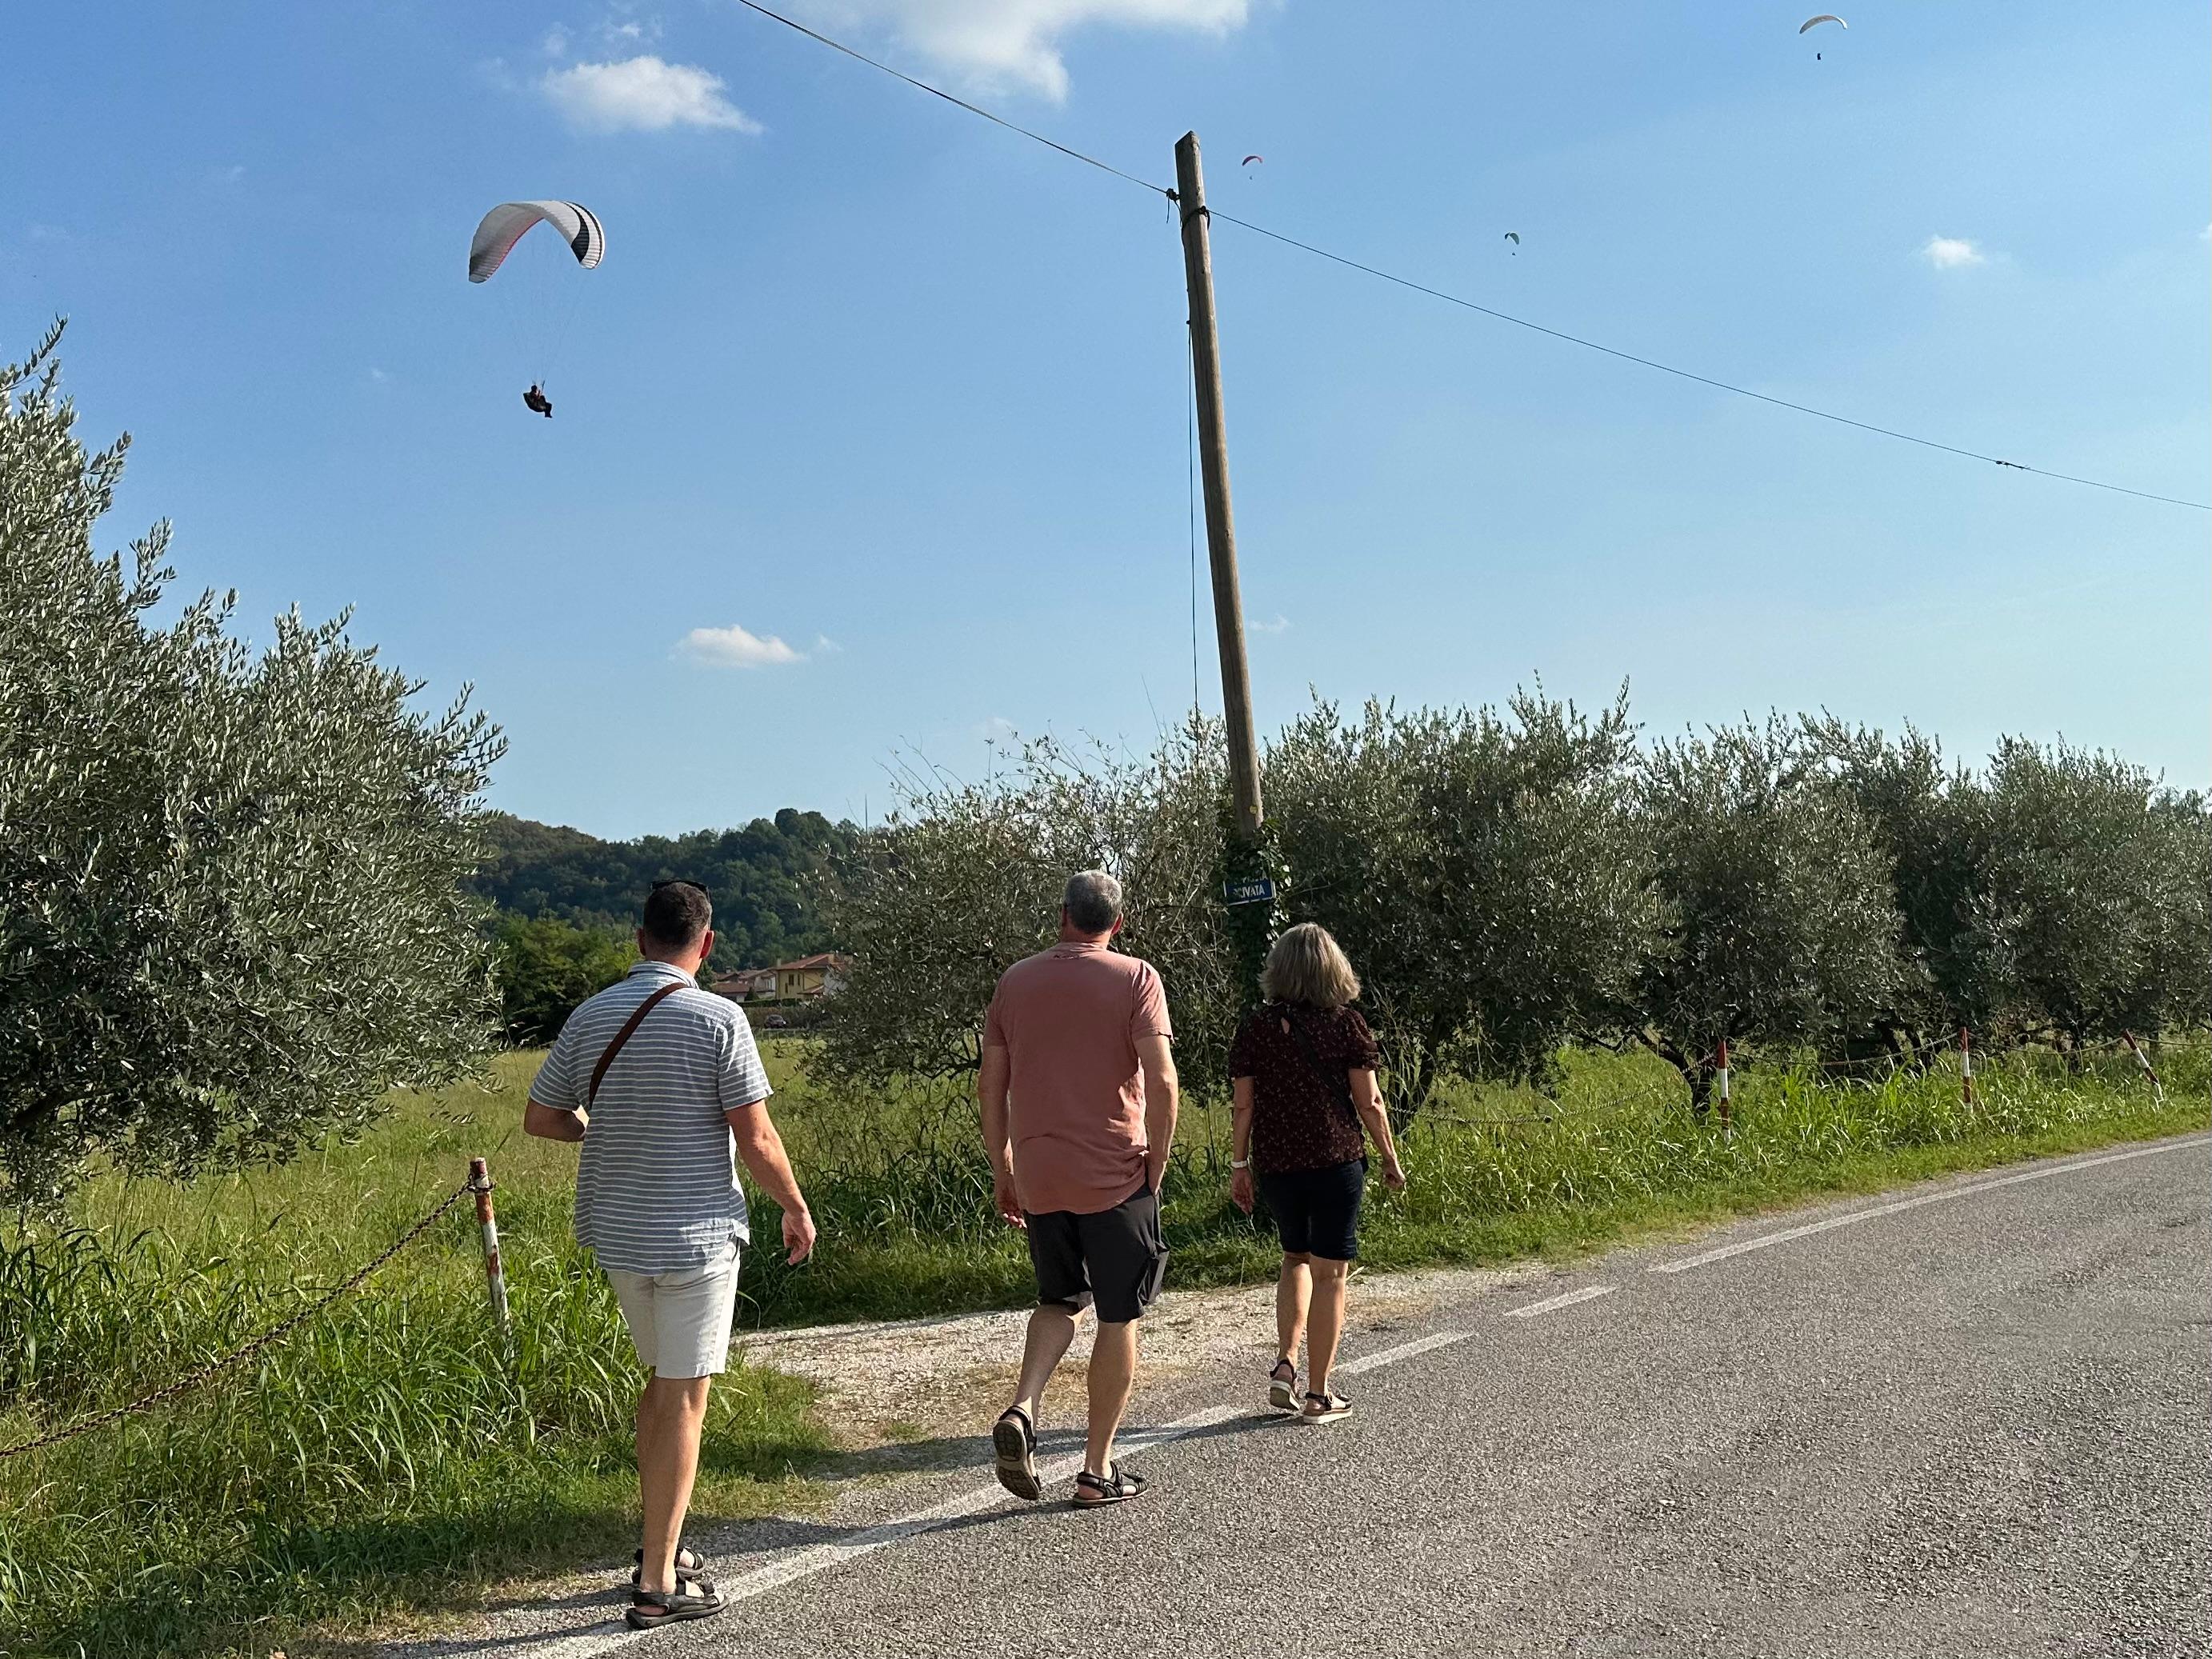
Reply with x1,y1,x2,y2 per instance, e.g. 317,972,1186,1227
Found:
588,981,686,1106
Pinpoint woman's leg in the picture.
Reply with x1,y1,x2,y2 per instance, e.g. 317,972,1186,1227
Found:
1275,1252,1311,1368
1305,1257,1351,1394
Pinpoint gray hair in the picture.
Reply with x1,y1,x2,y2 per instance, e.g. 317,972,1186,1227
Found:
1062,869,1123,934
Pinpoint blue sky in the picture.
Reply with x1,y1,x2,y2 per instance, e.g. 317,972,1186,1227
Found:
9,0,2206,837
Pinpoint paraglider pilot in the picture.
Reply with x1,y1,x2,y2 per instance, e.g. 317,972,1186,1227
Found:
523,383,553,418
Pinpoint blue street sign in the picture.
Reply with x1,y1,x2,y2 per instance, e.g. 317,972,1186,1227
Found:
1222,876,1277,906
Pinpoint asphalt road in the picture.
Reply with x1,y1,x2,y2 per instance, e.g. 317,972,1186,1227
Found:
414,1135,2211,1659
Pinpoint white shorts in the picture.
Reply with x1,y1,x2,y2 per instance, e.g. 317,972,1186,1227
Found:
606,1242,742,1379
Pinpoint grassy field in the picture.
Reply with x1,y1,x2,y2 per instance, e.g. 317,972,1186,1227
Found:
1,1038,2202,1657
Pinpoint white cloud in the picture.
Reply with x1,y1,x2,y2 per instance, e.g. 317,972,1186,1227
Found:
367,366,391,384
1249,613,1291,634
542,23,571,56
541,56,762,134
810,633,844,654
1922,235,1986,270
792,0,1249,99
677,622,805,667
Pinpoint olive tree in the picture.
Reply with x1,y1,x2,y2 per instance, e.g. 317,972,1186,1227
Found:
820,724,1238,1097
1634,719,1902,1109
1267,690,1656,1118
1801,717,2002,1053
1978,738,2191,1051
0,327,503,1201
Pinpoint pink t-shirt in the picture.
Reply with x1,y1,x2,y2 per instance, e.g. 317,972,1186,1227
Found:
983,941,1173,1217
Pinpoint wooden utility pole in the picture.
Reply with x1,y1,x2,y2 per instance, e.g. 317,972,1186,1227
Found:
1174,130,1263,838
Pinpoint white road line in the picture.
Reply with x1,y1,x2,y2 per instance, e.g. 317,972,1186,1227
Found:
1503,1284,1617,1318
1651,1135,2210,1276
1334,1329,1473,1376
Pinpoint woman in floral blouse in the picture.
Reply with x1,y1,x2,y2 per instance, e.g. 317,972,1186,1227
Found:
1228,923,1406,1422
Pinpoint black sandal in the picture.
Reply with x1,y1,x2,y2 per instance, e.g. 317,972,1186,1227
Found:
992,1405,1042,1501
625,1573,725,1630
630,1544,706,1586
1073,1462,1147,1506
1268,1357,1298,1412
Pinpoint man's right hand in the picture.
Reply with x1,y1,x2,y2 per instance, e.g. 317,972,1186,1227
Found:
782,1206,818,1265
993,1170,1026,1229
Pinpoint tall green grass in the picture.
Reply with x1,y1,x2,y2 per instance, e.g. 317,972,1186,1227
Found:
1,1041,2200,1657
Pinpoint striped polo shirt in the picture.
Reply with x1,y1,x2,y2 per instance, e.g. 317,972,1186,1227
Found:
529,960,772,1274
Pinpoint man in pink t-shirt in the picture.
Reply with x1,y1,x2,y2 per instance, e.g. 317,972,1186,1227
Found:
979,870,1178,1508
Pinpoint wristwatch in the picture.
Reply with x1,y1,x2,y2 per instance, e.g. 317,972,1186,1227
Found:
1230,1156,1252,1170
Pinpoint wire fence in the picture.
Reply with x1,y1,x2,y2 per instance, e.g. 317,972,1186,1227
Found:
0,1170,488,1465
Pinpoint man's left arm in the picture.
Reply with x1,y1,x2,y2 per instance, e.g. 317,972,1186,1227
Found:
978,1042,1022,1229
1137,1033,1179,1194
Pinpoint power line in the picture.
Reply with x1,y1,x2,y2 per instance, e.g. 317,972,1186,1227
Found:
1206,210,2210,514
728,0,1170,197
726,0,2210,515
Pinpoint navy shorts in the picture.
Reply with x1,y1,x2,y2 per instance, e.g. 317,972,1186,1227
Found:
1025,1183,1169,1325
1258,1157,1366,1261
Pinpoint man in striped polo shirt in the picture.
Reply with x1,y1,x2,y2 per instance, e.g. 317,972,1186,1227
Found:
526,880,814,1632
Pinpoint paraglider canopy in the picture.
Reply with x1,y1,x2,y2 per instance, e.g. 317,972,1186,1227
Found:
468,202,606,284
1241,154,1263,167
1503,232,1520,244
1798,14,1846,32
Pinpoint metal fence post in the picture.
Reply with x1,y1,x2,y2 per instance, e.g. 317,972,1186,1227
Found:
2122,1031,2164,1102
1959,1027,1974,1111
470,1157,512,1349
1715,1037,1733,1139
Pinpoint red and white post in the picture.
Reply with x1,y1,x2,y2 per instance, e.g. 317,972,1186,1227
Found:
470,1156,512,1348
1958,1027,1974,1110
1715,1037,1733,1137
2122,1031,2164,1103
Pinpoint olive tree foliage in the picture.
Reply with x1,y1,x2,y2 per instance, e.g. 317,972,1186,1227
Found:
2145,793,2212,1037
1633,719,1902,1107
1266,690,1656,1117
1977,738,2199,1049
0,327,504,1202
820,724,1238,1098
1801,717,2002,1052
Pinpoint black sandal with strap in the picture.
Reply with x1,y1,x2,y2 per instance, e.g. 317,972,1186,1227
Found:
1268,1357,1298,1412
1073,1462,1147,1506
625,1573,725,1630
991,1405,1042,1501
630,1544,706,1587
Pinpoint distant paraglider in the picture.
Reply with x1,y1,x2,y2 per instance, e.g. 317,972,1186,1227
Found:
1241,154,1264,174
1504,231,1520,254
468,201,603,415
1799,13,1845,58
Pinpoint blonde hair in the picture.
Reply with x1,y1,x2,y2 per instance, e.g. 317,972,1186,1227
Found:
1260,922,1362,1008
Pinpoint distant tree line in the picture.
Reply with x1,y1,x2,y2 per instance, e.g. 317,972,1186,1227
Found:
473,809,859,1045
824,697,2210,1121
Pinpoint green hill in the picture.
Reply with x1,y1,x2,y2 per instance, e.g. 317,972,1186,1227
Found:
470,808,857,973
